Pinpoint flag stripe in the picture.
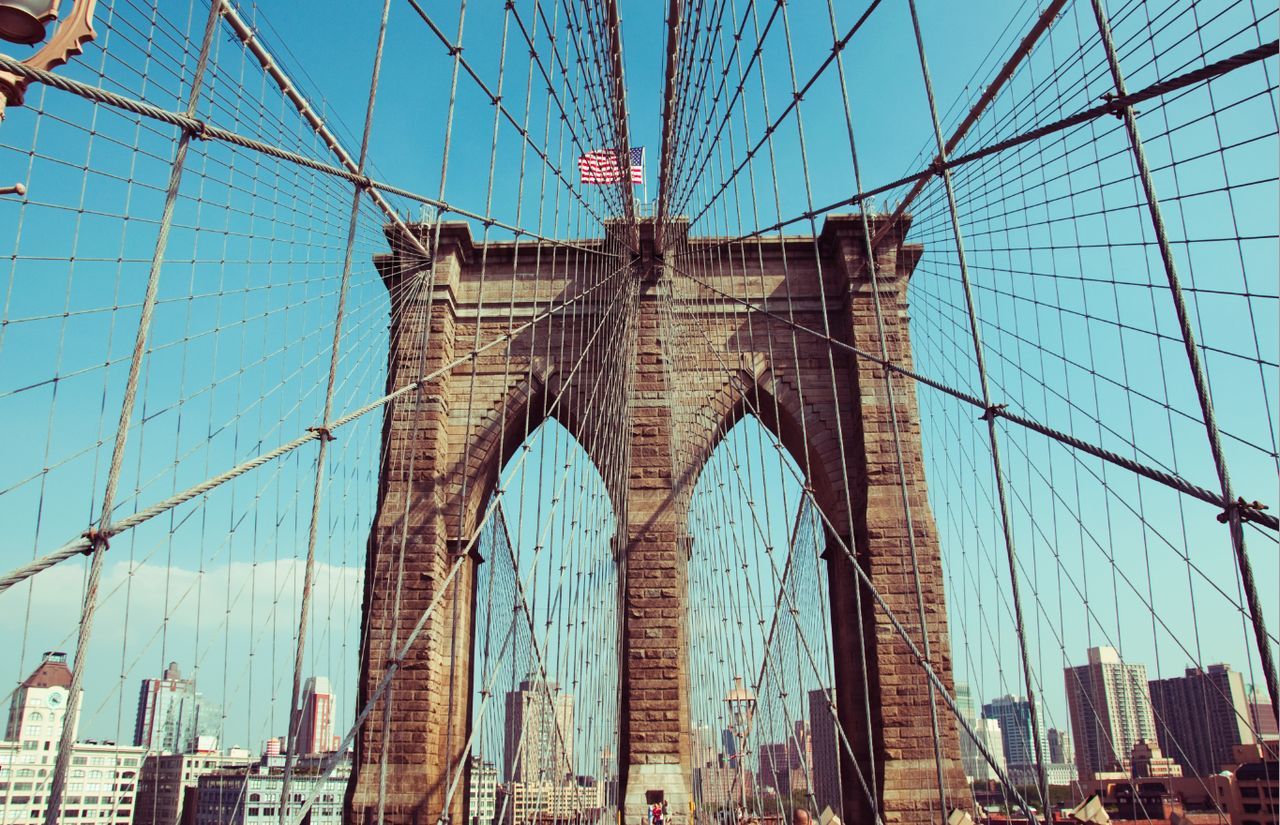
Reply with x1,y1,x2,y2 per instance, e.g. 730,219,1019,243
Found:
578,147,644,185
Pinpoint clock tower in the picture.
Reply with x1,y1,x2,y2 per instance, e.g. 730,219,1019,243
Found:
4,650,79,749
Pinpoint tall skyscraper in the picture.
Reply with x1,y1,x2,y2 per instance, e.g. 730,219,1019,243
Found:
503,677,574,782
134,662,219,754
1064,646,1156,779
1245,684,1278,738
1148,664,1256,776
808,689,840,814
1046,728,1073,766
981,694,1048,771
294,676,336,756
955,683,1007,783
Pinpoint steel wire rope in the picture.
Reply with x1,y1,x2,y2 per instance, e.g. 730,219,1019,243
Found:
664,272,1037,823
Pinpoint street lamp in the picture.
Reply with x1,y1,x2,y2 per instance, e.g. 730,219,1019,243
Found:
724,676,756,822
0,0,99,121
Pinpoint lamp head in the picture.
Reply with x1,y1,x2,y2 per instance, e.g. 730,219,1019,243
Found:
0,0,58,46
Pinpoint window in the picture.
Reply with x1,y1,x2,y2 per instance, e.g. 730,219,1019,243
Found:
72,757,88,766
21,742,36,751
28,712,42,722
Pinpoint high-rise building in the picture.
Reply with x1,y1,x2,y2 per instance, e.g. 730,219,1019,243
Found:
294,676,336,756
955,683,1006,783
503,678,574,782
0,652,145,825
1044,728,1077,786
966,718,1006,783
721,728,738,760
808,688,840,814
691,725,717,769
1147,663,1256,776
134,662,219,754
1245,684,1278,738
468,757,498,825
1046,728,1072,765
981,695,1048,772
1064,646,1157,779
133,750,256,825
757,721,811,794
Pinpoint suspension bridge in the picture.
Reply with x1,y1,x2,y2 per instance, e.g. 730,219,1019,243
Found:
0,1,1275,825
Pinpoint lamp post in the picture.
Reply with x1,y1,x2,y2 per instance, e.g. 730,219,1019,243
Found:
0,0,99,121
724,676,756,823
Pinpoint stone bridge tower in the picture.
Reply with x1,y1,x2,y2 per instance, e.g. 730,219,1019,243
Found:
346,215,968,825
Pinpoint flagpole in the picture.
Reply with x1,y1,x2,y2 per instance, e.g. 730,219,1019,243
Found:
643,147,648,213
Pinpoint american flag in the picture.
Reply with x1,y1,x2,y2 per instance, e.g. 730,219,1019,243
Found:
578,147,644,185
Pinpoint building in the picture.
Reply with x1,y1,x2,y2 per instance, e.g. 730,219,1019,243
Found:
1230,742,1278,825
497,780,599,825
133,750,256,825
190,754,350,824
293,676,336,756
1148,664,1257,776
696,764,754,814
469,757,498,825
808,689,840,814
757,721,811,794
954,683,1006,783
1046,728,1072,766
1042,728,1077,786
503,678,574,783
1064,646,1156,779
0,652,145,825
981,695,1048,776
134,662,220,754
691,726,717,769
1129,740,1183,778
1246,685,1278,739
966,718,1007,783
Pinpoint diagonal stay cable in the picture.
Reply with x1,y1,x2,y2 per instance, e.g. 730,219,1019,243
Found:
672,264,1277,530
0,263,630,596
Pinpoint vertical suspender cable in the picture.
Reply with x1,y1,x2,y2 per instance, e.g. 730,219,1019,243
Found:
276,0,396,820
1085,0,1277,714
41,3,225,823
902,0,1052,812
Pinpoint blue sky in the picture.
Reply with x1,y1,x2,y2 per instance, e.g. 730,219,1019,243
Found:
0,0,1274,790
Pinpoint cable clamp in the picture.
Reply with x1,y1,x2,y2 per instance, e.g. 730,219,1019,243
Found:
448,45,463,57
1217,497,1269,524
929,158,947,177
979,403,1007,422
189,119,211,141
1100,92,1128,119
307,426,336,443
81,528,112,554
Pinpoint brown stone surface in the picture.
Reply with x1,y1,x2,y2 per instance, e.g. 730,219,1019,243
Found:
347,215,968,825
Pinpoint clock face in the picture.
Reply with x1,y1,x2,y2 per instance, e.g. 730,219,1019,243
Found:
46,690,65,708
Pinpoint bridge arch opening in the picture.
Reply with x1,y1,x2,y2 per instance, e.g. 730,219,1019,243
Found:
466,416,622,825
684,411,848,825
